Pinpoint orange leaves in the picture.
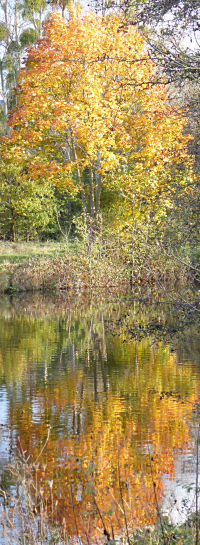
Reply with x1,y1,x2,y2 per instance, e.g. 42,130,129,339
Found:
0,7,193,221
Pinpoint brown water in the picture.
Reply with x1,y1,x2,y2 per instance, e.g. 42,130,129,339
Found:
0,292,200,540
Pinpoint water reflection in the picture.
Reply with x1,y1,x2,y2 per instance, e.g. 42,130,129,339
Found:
0,293,199,539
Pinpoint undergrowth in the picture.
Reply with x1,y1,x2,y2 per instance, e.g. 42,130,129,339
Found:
0,233,196,298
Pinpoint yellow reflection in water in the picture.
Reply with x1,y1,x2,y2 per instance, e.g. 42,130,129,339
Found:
0,299,199,540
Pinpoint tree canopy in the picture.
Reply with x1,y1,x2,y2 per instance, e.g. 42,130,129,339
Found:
0,8,192,238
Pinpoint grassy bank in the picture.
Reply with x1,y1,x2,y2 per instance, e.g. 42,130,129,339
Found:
0,238,197,298
0,241,72,263
0,239,130,295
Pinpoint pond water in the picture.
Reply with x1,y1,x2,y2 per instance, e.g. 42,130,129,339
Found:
0,292,200,541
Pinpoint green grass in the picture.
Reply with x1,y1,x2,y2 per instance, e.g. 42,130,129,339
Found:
0,239,79,264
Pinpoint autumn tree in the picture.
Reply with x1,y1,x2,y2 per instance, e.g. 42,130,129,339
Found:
93,0,200,85
0,8,192,240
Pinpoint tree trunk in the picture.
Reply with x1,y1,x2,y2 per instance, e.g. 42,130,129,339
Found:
0,62,8,133
130,194,136,290
95,151,103,215
11,212,15,242
89,166,96,239
71,135,90,231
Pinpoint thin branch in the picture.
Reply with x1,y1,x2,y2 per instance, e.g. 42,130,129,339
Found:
145,260,200,313
34,426,51,466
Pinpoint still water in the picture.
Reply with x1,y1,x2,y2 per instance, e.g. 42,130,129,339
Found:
0,292,200,539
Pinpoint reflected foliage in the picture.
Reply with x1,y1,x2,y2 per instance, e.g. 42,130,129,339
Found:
0,295,199,539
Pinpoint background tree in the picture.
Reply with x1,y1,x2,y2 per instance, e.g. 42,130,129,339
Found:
0,164,57,240
0,0,67,135
0,0,22,130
